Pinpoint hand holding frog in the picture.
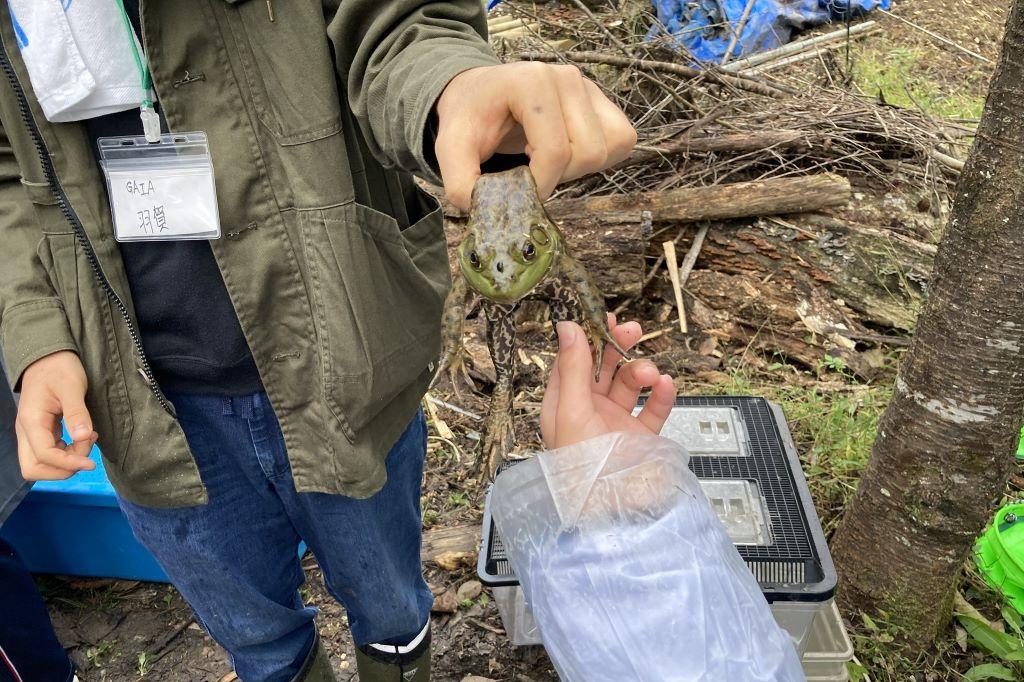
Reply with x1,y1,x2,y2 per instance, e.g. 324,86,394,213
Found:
436,62,636,211
541,319,676,450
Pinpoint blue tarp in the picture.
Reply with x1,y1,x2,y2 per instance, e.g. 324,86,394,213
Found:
649,0,890,64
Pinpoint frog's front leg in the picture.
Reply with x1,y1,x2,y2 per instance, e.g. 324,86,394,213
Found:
558,254,631,381
432,275,473,395
478,302,517,481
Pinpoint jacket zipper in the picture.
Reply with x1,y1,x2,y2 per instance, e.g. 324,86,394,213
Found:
0,39,176,417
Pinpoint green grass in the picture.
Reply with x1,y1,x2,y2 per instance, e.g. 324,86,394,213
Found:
850,45,985,119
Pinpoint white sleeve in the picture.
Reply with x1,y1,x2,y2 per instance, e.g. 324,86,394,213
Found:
491,431,805,682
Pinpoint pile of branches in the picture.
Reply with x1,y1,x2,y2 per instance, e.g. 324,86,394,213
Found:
493,1,972,202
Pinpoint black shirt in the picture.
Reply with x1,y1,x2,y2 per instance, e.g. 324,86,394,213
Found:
84,0,262,395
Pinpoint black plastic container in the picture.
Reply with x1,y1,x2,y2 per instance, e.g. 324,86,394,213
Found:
477,397,838,650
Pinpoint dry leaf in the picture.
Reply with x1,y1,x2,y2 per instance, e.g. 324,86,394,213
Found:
433,550,475,571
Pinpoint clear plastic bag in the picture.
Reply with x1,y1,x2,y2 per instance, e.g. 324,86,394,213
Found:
491,432,804,681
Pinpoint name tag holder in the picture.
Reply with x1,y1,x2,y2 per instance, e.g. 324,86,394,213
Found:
98,131,221,242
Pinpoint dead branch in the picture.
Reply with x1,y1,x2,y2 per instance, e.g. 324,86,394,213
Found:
515,50,794,98
550,173,851,224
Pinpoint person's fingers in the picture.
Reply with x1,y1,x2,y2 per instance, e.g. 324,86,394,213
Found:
552,66,608,181
54,383,93,443
582,79,637,166
67,431,98,460
15,421,76,481
554,321,595,425
595,318,643,396
509,65,572,200
607,359,661,412
436,122,485,213
637,374,678,434
21,406,93,472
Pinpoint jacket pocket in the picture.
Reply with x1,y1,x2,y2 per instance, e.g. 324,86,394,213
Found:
39,233,134,467
226,2,342,145
298,194,449,437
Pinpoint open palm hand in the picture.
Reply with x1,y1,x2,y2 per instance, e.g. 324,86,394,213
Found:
540,318,677,450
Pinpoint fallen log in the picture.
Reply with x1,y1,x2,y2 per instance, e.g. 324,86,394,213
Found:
548,173,851,224
655,213,934,378
422,523,479,564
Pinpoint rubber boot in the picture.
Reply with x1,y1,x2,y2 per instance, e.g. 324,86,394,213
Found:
354,628,431,682
293,636,338,682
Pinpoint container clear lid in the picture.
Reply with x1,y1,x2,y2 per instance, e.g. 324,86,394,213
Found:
648,406,752,457
700,479,773,545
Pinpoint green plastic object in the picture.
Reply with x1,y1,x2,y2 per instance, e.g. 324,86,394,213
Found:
1017,426,1024,459
975,503,1024,615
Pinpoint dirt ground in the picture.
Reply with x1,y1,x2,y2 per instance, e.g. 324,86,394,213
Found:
42,555,560,681
37,0,1012,680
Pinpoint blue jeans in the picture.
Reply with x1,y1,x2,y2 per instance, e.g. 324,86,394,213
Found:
119,392,432,682
0,538,75,682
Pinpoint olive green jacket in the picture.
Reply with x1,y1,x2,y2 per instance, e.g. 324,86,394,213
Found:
0,0,499,507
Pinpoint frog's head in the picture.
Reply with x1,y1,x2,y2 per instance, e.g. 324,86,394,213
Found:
458,166,561,305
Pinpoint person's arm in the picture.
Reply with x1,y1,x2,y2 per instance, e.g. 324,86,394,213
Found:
0,122,76,390
326,0,637,211
0,98,95,479
326,0,499,184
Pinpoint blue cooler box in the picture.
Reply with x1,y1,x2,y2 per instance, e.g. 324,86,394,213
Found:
1,432,308,582
0,439,170,582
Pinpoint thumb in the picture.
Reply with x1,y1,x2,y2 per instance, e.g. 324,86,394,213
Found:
435,125,482,213
54,382,93,442
554,322,594,422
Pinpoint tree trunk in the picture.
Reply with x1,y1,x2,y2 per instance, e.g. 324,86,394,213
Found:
830,0,1024,649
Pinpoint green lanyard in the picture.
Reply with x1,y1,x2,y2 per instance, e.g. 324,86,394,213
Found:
114,0,160,141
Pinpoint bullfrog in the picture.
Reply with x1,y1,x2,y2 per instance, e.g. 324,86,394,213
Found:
436,166,629,479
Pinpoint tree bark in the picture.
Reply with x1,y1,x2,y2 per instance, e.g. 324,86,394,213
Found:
548,173,851,224
830,0,1024,649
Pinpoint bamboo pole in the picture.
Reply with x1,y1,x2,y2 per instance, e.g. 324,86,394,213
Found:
663,241,688,334
721,21,877,72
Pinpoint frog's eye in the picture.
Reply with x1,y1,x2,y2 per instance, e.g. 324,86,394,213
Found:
531,226,550,245
522,241,536,262
468,250,482,270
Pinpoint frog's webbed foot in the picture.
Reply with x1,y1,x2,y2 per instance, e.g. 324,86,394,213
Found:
432,340,475,398
589,324,633,383
476,374,514,482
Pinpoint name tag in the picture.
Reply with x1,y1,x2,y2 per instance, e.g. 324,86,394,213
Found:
98,132,221,242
